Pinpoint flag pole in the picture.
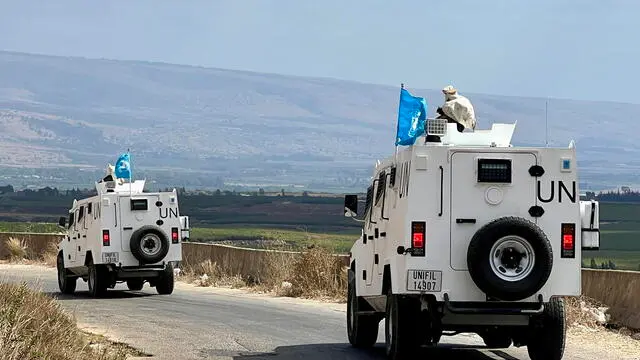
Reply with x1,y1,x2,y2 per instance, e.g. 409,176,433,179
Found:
394,83,404,165
128,148,132,198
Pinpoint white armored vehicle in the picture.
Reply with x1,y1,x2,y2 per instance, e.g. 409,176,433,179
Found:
56,177,189,297
343,119,600,359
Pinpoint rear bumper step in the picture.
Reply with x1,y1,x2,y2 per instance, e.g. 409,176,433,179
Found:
443,293,545,315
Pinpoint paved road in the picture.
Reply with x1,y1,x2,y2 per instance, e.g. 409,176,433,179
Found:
0,264,631,360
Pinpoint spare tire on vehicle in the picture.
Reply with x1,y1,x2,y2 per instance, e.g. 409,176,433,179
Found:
466,216,553,301
130,225,170,264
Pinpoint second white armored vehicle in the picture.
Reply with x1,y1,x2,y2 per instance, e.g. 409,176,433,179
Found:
56,177,189,297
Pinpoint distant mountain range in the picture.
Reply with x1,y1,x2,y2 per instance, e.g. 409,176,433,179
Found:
0,50,637,192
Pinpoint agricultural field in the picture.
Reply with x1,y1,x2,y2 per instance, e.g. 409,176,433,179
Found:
586,202,640,270
0,221,62,234
190,226,357,254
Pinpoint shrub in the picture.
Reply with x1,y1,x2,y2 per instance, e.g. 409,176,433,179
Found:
0,281,129,360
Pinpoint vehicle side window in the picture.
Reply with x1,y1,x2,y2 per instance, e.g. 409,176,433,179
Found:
364,184,374,222
68,212,74,229
375,171,386,205
73,209,79,231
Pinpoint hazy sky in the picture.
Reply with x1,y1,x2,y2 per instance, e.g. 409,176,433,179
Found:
1,0,638,103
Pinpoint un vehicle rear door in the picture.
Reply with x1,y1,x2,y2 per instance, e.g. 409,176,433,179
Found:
119,195,159,252
449,151,538,270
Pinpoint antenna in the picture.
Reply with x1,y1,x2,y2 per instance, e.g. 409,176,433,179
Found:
545,99,549,147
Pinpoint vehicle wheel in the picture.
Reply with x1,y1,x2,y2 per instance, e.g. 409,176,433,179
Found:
57,252,77,295
385,288,422,360
87,258,108,298
481,328,512,348
126,278,144,291
527,297,566,360
467,217,553,301
156,263,175,295
346,269,379,348
129,226,170,264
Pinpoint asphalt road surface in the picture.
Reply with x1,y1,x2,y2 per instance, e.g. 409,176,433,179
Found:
0,264,633,360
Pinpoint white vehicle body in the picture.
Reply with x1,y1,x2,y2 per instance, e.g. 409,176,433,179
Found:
56,178,190,297
344,119,600,360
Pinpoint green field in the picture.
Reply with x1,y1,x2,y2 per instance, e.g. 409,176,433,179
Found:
582,250,640,271
0,222,63,234
190,226,358,254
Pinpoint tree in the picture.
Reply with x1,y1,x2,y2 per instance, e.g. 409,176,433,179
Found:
590,258,597,269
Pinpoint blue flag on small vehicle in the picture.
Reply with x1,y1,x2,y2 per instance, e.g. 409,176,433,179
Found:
114,152,131,179
395,88,428,146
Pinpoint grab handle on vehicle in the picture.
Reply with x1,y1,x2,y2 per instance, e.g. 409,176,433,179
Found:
438,166,443,217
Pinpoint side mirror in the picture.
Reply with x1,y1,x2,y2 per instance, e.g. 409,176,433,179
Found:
58,216,66,228
344,194,358,217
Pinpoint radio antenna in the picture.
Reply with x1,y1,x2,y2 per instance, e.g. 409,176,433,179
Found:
545,99,549,147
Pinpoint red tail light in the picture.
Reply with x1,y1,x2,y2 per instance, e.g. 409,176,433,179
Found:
102,230,110,246
410,221,426,256
561,223,575,258
171,227,179,243
412,233,424,248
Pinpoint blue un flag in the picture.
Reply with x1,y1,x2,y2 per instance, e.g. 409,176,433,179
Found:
395,88,428,146
115,152,131,179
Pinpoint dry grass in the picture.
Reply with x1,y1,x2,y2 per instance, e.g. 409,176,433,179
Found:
4,237,27,262
1,237,58,268
277,246,348,301
179,246,349,302
565,295,608,329
41,242,59,267
0,281,145,360
179,259,247,288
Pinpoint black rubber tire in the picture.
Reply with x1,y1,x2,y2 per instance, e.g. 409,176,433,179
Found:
129,226,170,264
126,278,144,291
156,263,175,295
385,288,422,360
57,252,77,295
467,217,553,301
87,258,108,298
527,297,566,360
346,269,379,348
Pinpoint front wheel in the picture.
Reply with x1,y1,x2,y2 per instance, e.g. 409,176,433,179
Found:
527,297,566,360
346,269,379,348
156,263,175,295
57,253,77,295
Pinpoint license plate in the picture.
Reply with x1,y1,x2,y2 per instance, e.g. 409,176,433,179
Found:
406,270,442,292
102,252,119,264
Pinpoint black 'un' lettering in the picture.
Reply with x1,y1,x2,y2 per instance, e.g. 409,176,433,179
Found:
537,180,554,203
559,181,576,203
